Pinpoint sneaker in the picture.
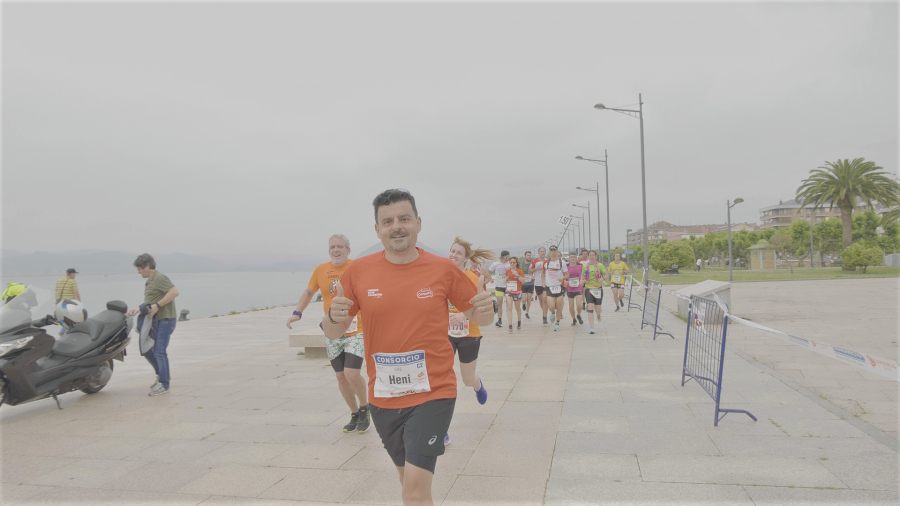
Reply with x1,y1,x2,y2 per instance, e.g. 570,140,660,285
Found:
590,328,595,335
475,380,488,405
615,306,620,312
151,376,160,389
620,299,625,308
543,317,548,324
148,384,169,396
343,412,359,432
550,312,555,323
571,320,576,326
444,434,451,446
496,318,502,327
357,405,371,433
525,313,530,320
509,325,513,333
577,315,584,325
522,303,526,311
554,323,560,332
517,321,521,330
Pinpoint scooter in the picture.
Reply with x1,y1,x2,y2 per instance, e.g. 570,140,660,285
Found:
0,286,132,409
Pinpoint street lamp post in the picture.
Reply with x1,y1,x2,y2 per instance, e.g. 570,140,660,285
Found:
572,203,591,251
727,198,744,282
572,214,586,252
594,96,648,269
576,153,612,264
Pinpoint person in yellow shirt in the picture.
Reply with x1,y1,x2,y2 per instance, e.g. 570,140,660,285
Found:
287,234,369,434
607,253,629,312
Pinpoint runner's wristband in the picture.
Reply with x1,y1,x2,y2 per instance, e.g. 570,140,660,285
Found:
327,308,338,325
292,310,302,318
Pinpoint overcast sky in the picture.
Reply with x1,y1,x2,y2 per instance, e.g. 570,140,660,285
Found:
3,1,897,260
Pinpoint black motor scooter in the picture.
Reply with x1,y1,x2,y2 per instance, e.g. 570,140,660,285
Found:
0,286,132,409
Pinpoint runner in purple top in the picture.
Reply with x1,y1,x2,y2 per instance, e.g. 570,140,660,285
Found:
566,253,585,326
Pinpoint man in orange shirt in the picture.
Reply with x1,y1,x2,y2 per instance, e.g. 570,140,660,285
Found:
287,234,369,433
324,189,495,506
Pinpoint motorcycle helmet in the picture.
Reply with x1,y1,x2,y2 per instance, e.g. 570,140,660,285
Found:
55,299,88,330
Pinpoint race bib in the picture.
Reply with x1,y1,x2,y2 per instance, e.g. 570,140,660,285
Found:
612,274,622,283
448,314,469,338
568,278,580,288
346,317,358,334
373,351,431,398
506,281,518,291
524,274,532,283
589,289,602,298
549,286,562,294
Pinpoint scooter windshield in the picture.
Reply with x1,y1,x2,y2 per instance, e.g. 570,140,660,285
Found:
0,286,56,334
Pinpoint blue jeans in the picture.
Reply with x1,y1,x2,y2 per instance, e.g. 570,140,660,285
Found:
145,318,175,389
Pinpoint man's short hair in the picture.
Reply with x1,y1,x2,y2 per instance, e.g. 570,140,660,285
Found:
501,250,510,258
524,251,532,256
329,234,350,248
134,253,156,269
372,189,418,222
581,249,588,254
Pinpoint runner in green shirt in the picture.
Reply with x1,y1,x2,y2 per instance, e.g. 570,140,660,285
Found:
581,250,608,335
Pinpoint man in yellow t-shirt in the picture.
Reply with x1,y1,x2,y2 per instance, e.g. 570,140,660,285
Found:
55,268,81,302
607,253,629,312
287,234,369,434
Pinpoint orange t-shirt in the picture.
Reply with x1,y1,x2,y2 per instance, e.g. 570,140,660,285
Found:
308,260,363,337
340,248,477,409
449,268,483,338
505,268,525,293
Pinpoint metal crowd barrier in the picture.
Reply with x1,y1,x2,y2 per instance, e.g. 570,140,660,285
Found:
640,279,673,340
681,294,757,426
624,275,642,312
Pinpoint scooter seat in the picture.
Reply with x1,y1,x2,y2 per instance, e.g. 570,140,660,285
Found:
53,310,125,358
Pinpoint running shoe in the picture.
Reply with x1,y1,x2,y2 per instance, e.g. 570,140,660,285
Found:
543,317,548,324
620,299,625,308
496,319,502,328
571,320,576,326
148,384,169,396
525,312,530,320
577,315,583,325
522,303,526,311
615,306,620,312
343,412,359,433
357,405,371,433
475,380,488,404
151,375,160,390
517,321,521,330
590,328,595,335
550,312,555,323
444,434,451,446
554,323,560,332
509,325,513,333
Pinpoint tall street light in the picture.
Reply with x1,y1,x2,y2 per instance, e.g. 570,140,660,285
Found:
572,203,591,251
576,153,611,264
594,95,648,269
572,214,586,251
727,198,744,282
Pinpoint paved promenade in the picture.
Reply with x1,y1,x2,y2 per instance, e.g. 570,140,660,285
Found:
1,285,898,505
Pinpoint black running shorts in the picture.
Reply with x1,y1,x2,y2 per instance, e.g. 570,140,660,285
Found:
330,352,364,372
506,291,523,301
611,283,624,289
547,286,565,298
584,287,603,306
448,335,481,363
534,286,545,296
566,290,582,299
522,284,534,293
371,397,456,471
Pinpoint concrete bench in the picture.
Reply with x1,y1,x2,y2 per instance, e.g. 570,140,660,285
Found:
288,328,328,358
675,280,732,319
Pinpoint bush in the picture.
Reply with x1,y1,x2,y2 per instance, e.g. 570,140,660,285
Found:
840,241,883,273
650,240,695,273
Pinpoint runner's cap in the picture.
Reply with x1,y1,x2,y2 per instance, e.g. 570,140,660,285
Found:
66,268,78,274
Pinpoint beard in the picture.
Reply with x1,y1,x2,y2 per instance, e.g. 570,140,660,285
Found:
387,234,411,252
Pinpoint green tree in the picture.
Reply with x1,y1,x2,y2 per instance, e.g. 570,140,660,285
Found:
769,232,795,272
761,228,776,241
787,220,812,264
813,218,844,256
841,240,884,273
650,241,695,273
877,219,900,252
851,209,881,242
796,158,900,253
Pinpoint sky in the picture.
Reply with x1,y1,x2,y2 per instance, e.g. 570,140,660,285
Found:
3,1,897,261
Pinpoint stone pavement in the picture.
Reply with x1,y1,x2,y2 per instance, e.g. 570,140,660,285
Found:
662,277,900,440
1,289,898,505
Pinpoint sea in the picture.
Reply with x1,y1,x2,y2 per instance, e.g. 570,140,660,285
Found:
0,271,313,319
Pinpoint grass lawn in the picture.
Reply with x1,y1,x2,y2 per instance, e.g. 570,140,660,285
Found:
641,266,900,284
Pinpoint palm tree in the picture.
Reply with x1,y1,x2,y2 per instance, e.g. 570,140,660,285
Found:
796,158,900,251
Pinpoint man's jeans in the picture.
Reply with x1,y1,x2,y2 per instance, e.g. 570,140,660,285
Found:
145,318,175,389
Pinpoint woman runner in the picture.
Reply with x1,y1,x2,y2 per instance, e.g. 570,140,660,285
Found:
581,250,608,334
566,253,585,326
504,257,526,332
530,247,549,324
